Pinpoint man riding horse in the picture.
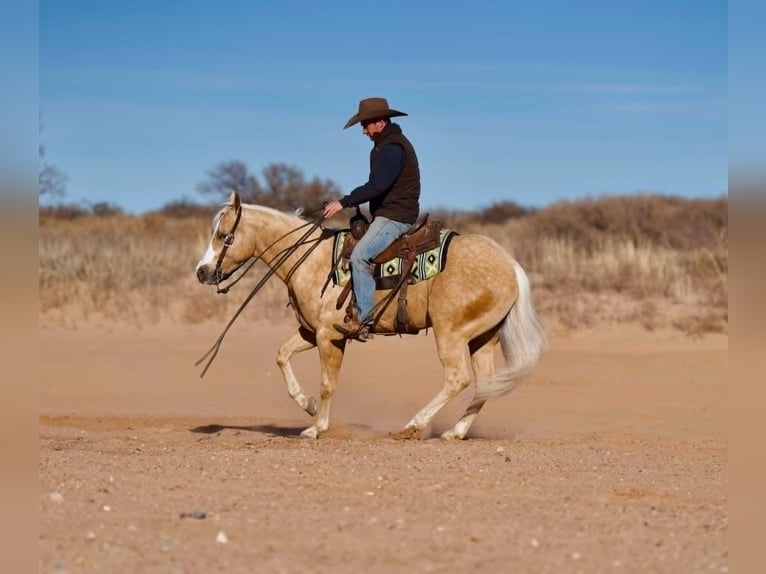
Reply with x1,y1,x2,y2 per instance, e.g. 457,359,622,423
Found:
195,98,546,440
323,97,421,341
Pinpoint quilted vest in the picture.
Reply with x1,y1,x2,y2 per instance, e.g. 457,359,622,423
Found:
369,123,421,224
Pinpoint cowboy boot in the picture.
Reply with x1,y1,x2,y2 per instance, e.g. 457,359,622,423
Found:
333,319,373,342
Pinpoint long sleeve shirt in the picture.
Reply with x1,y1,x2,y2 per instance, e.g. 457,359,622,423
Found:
339,143,405,208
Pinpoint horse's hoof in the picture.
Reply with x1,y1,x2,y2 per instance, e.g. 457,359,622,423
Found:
300,426,319,439
388,425,423,440
440,429,464,441
305,397,317,417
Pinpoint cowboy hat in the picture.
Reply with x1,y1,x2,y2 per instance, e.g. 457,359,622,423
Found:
343,97,407,129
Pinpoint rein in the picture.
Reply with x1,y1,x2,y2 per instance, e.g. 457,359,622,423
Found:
213,205,325,293
196,210,326,377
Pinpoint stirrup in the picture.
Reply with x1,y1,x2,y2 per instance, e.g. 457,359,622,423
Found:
334,322,373,342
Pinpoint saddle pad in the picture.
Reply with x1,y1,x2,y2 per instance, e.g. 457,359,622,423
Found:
331,228,458,289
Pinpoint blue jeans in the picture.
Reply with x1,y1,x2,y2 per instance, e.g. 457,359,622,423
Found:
350,216,413,324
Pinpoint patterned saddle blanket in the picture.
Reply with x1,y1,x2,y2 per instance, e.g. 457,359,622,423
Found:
331,228,458,290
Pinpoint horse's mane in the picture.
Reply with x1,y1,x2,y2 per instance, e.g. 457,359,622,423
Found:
241,203,298,216
214,201,302,230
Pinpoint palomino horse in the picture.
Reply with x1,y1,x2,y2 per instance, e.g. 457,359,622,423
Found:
195,191,546,439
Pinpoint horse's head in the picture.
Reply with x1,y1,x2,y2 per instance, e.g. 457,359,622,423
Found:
195,191,251,285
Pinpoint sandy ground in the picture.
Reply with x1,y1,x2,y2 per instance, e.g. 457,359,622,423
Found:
40,320,727,573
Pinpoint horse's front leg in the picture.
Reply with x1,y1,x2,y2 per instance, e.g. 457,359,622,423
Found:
300,330,346,439
276,328,318,416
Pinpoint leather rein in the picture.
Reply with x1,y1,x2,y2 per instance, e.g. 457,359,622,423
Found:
197,207,327,377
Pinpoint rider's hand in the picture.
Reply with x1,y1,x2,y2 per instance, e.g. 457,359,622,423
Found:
323,200,344,219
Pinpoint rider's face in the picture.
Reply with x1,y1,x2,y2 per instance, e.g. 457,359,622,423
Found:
361,119,386,140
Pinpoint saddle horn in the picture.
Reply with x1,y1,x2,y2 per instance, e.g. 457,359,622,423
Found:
349,206,369,240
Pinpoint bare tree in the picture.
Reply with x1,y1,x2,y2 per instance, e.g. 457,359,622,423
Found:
39,112,67,198
39,162,68,198
260,163,341,210
197,160,341,210
196,161,262,203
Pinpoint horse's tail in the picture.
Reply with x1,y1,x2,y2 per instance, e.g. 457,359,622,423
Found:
475,259,547,402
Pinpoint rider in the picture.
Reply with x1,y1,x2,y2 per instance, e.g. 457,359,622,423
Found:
324,97,421,341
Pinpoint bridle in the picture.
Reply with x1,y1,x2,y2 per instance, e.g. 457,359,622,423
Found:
212,202,243,289
211,203,325,294
197,205,328,376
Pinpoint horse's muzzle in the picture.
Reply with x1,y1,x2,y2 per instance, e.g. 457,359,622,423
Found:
197,265,228,285
196,266,221,284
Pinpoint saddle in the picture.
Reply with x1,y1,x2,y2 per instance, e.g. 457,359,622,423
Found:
329,211,445,335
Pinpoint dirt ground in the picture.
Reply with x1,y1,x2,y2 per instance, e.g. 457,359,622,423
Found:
39,320,727,573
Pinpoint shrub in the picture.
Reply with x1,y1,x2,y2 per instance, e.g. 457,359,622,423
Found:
39,194,728,334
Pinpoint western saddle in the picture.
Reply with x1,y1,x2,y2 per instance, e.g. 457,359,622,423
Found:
327,209,444,335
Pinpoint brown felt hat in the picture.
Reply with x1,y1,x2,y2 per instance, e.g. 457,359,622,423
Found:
343,97,407,129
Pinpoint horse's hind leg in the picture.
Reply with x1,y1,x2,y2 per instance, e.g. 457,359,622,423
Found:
277,328,318,416
441,338,496,440
390,333,472,440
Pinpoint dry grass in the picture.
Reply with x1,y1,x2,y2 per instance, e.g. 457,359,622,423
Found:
39,194,728,335
38,211,293,328
443,194,728,334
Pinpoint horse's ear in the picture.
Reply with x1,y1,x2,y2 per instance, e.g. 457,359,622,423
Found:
227,189,241,210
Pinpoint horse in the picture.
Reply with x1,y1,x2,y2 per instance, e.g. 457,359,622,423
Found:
195,191,546,440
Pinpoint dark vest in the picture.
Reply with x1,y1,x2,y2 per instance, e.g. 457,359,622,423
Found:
369,123,420,224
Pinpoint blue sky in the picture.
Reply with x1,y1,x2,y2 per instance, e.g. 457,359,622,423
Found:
39,0,727,214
